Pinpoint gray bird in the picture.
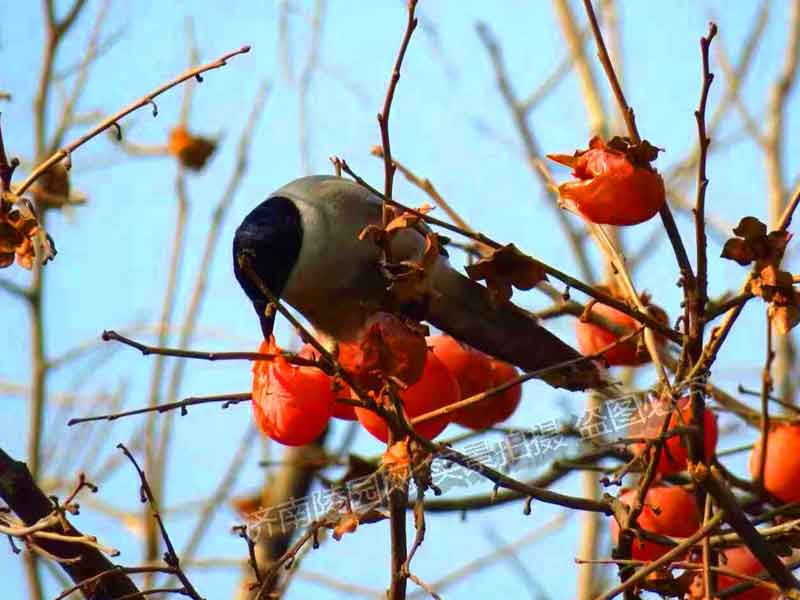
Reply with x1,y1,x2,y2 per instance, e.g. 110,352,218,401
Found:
233,175,601,390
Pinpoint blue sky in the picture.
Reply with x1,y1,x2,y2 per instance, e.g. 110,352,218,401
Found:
1,1,798,598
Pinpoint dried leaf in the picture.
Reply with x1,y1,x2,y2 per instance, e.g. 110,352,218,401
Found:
332,513,359,540
358,224,385,243
720,237,756,266
545,152,578,169
0,191,56,270
168,125,217,171
759,264,793,289
0,222,23,253
384,204,432,234
722,216,792,269
732,216,767,239
770,303,800,335
465,243,547,305
382,440,412,483
382,440,411,472
33,162,71,209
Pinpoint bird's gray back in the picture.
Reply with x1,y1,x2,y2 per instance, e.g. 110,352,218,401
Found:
275,176,428,340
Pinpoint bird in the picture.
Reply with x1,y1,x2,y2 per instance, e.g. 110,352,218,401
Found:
232,175,602,391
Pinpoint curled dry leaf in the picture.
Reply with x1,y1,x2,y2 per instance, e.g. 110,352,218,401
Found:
385,232,444,304
721,216,791,267
723,216,800,334
338,312,428,390
465,243,547,305
33,161,69,208
332,513,359,540
167,125,217,170
769,302,800,336
382,440,412,485
360,204,443,306
0,190,56,269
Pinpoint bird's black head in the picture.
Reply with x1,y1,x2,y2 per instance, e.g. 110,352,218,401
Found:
233,195,302,339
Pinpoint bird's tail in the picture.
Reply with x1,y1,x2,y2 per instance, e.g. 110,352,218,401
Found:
424,266,604,391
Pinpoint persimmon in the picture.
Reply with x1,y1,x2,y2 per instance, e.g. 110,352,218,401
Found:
427,335,493,396
298,343,356,420
717,546,777,600
251,338,334,446
548,136,665,226
338,313,428,391
428,335,521,429
575,297,667,366
749,424,800,503
609,485,700,561
354,349,459,443
629,396,718,476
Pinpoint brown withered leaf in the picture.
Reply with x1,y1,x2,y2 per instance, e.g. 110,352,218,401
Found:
721,216,792,268
382,440,412,485
465,243,547,305
168,125,217,171
0,222,23,253
382,233,444,306
332,513,359,540
770,302,800,336
732,215,767,238
720,237,756,266
384,204,432,234
0,191,56,270
747,264,800,334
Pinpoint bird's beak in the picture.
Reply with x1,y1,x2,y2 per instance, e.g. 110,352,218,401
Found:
257,301,276,340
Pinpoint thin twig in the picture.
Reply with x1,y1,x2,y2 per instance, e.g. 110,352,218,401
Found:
68,392,251,425
16,45,251,196
117,444,203,599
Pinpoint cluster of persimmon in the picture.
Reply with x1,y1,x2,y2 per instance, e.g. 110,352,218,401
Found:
250,313,522,447
608,395,800,598
550,137,800,596
549,137,671,367
248,137,800,596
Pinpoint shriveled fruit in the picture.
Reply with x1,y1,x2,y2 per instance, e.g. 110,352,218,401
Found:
716,546,777,600
354,349,458,443
548,136,665,226
575,297,667,366
749,424,800,503
609,485,700,561
167,125,217,170
629,396,718,476
252,338,334,446
338,313,428,391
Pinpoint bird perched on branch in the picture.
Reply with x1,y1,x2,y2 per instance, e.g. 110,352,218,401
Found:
233,175,601,391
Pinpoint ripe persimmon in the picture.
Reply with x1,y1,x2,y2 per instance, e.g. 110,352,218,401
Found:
717,546,777,600
548,136,665,226
629,396,718,476
575,298,667,366
610,485,700,561
252,338,334,446
298,343,356,420
428,335,521,429
354,349,458,443
749,424,800,503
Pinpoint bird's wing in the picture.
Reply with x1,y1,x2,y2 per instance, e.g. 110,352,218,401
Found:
424,263,603,390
